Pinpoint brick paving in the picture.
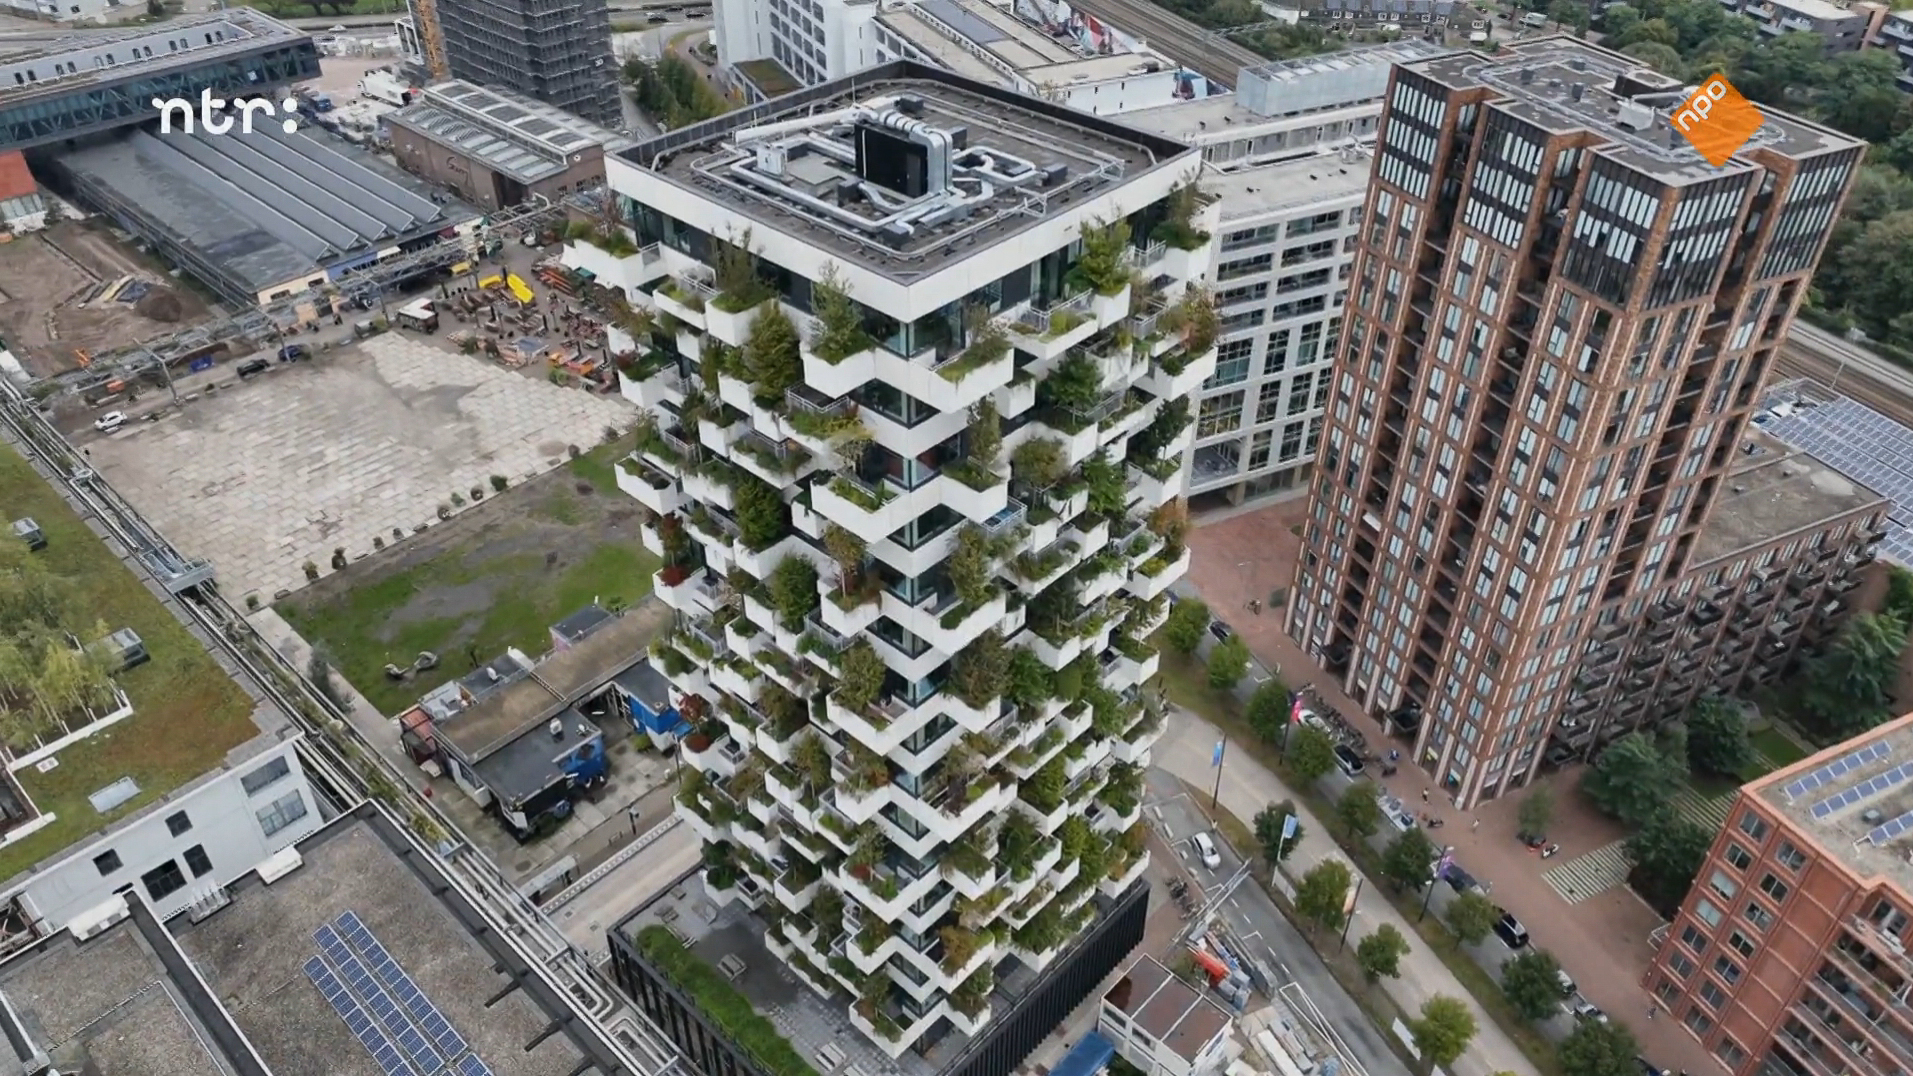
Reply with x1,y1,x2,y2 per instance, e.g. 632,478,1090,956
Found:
1185,501,1728,1076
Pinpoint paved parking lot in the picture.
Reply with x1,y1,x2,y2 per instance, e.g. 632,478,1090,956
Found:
1186,498,1724,1076
88,333,634,602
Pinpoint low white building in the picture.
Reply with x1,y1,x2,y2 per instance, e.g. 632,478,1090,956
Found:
715,0,1211,115
1099,955,1238,1076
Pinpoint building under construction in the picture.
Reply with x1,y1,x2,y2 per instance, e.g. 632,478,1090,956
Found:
397,0,621,129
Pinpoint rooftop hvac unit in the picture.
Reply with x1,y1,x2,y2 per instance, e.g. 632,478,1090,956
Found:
1617,101,1655,131
11,518,43,552
756,142,788,176
256,846,305,884
68,896,130,942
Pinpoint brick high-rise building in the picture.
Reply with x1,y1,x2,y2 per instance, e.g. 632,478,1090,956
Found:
1646,711,1913,1076
1285,38,1865,807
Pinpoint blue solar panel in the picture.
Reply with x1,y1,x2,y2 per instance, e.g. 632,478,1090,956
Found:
1867,810,1913,845
318,908,488,1073
458,1054,494,1076
420,1009,466,1057
1782,741,1892,800
1811,760,1913,819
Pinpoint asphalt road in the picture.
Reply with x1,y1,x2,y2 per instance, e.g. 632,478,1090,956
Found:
1145,766,1411,1076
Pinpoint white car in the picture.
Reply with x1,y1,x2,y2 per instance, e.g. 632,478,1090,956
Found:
328,23,346,31
93,411,127,433
1191,832,1222,869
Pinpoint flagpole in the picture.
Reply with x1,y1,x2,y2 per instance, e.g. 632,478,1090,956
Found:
1211,737,1227,810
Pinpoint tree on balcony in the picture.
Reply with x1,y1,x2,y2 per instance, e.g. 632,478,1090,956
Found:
1101,763,1142,816
1151,181,1209,251
946,401,1005,491
809,265,875,363
951,631,1011,709
1038,354,1102,416
712,228,773,313
939,923,991,973
1071,217,1132,296
822,524,868,599
1128,397,1191,462
836,642,888,714
792,732,834,798
759,681,807,737
656,514,699,585
1162,287,1218,359
744,302,803,400
811,885,845,943
735,472,792,551
1005,646,1053,713
947,525,998,609
1020,759,1068,817
1012,905,1068,955
949,966,993,1016
1010,437,1067,493
1080,451,1126,520
768,556,821,631
841,739,891,793
998,808,1044,880
729,757,768,803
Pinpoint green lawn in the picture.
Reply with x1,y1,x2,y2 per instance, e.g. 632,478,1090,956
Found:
1752,726,1810,769
0,447,258,883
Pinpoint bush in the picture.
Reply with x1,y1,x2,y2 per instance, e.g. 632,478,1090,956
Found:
302,560,320,581
633,926,819,1076
490,474,509,492
1162,598,1210,655
1206,633,1249,689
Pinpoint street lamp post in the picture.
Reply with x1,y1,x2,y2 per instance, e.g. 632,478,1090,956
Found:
1339,875,1365,952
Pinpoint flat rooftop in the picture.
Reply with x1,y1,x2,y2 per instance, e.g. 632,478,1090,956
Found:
1689,427,1885,566
1102,956,1230,1064
0,10,310,106
1121,42,1442,144
616,867,1102,1076
1754,712,1913,894
59,122,475,295
1768,0,1859,21
621,60,1193,283
171,810,621,1076
1206,147,1373,225
438,612,654,760
388,80,634,186
0,442,280,888
1406,37,1862,182
0,899,257,1076
1754,380,1913,566
879,0,1176,89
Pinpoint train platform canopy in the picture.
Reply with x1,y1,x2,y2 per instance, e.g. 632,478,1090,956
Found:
53,121,478,305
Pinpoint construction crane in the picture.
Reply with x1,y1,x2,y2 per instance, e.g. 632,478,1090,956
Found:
44,196,571,401
407,0,451,81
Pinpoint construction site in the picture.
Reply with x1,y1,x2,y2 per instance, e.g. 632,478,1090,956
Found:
0,220,215,380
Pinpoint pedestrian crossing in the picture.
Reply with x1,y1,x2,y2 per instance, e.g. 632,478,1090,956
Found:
1543,840,1633,904
1675,788,1733,833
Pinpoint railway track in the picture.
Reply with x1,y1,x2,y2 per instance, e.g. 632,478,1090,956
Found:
0,385,684,1076
1064,0,1264,88
1774,323,1913,428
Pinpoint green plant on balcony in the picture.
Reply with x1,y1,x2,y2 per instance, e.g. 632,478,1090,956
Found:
946,524,996,609
564,218,640,256
954,889,1006,930
811,885,845,943
730,758,768,803
1149,500,1189,561
1117,820,1147,859
661,277,707,312
701,840,740,889
998,809,1043,880
808,264,875,362
1084,684,1125,738
1012,540,1077,584
1079,831,1114,883
943,825,993,881
935,741,982,804
1013,906,1067,955
651,640,694,676
744,300,802,399
791,732,834,799
949,967,994,1018
1151,181,1210,251
1020,758,1068,817
712,227,775,313
1046,308,1086,338
941,304,1011,382
1102,762,1143,816
823,523,867,599
1038,353,1102,415
939,924,989,974
944,400,1006,490
1005,647,1054,712
633,927,821,1076
657,513,697,585
1129,396,1191,460
856,974,898,1039
767,556,820,631
1078,450,1125,520
734,472,792,552
848,822,886,870
1010,436,1067,492
1161,286,1219,361
840,739,891,794
787,403,863,442
1057,816,1094,862
1027,582,1080,646
836,641,888,715
950,630,1011,709
761,681,807,736
1071,217,1132,296
854,913,893,956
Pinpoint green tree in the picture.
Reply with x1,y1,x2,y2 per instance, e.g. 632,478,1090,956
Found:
1582,731,1680,827
1559,1019,1641,1076
1517,784,1554,839
1446,891,1498,946
1830,212,1913,343
1207,634,1250,689
732,473,791,551
1546,0,1589,31
1294,859,1352,934
1620,40,1685,77
1380,826,1438,892
1254,802,1303,863
1162,598,1210,655
1500,950,1566,1021
1731,30,1827,105
1815,50,1910,143
1287,725,1337,783
1627,814,1715,915
1356,924,1410,981
1798,611,1909,740
1687,694,1755,776
766,556,820,630
1336,781,1384,842
1886,566,1913,626
1246,680,1292,743
1409,996,1476,1074
742,303,802,400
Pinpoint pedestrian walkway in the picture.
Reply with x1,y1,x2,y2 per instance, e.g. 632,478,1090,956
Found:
1543,841,1632,904
1674,787,1733,832
1157,708,1529,1076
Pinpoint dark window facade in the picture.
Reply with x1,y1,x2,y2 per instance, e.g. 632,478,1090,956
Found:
142,858,186,902
1645,174,1747,308
1757,147,1861,279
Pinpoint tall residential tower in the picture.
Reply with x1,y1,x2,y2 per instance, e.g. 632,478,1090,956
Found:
568,63,1216,1069
1286,38,1864,806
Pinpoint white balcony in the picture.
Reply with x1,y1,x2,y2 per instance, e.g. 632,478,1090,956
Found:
682,465,738,511
675,795,732,844
825,691,915,757
559,236,664,301
1138,347,1219,401
621,363,690,410
1006,293,1098,360
1089,283,1132,329
653,567,700,613
1106,645,1160,692
705,296,769,348
813,474,942,545
615,456,683,515
1161,242,1213,283
1125,546,1189,600
861,401,967,461
711,660,764,704
1127,463,1184,511
698,414,745,455
994,372,1038,418
803,339,1011,412
1100,853,1149,898
819,586,884,637
653,276,713,331
870,522,962,579
941,467,1011,524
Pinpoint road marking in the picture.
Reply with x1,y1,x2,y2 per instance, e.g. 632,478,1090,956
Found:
1163,823,1176,839
1228,896,1240,909
1542,839,1634,903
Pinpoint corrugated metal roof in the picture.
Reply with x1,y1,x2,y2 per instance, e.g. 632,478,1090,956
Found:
386,79,632,186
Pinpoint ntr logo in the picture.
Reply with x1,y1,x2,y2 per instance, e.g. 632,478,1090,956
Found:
152,89,300,135
1672,75,1763,168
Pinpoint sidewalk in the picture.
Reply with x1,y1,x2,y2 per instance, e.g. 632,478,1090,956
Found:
1157,708,1530,1076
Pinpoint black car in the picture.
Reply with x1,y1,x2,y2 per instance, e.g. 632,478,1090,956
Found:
1208,619,1233,642
1441,863,1479,893
278,344,309,362
1493,910,1530,949
1636,1060,1669,1076
236,358,271,378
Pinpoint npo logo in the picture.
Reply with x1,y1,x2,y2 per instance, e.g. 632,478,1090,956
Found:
152,89,300,136
1672,75,1763,168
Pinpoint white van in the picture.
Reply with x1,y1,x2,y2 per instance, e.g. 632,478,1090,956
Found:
1521,10,1549,27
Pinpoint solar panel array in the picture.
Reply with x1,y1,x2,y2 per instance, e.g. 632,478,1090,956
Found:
1810,760,1913,819
1866,809,1913,846
304,911,491,1076
1758,396,1913,566
1781,740,1892,801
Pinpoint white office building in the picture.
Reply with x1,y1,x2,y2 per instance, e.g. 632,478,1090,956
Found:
566,61,1214,1057
1122,43,1439,508
715,0,1210,116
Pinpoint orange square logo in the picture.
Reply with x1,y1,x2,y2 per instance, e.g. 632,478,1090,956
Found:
1673,74,1764,167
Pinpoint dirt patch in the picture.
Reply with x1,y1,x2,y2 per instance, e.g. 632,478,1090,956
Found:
275,447,661,713
0,222,213,378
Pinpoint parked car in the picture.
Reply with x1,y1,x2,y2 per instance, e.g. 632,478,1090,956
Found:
1381,794,1417,832
1332,744,1366,777
1555,968,1577,998
278,344,310,362
1636,1059,1669,1076
1493,909,1529,949
93,411,127,433
1441,863,1479,893
1208,619,1233,642
1191,832,1222,868
236,358,271,378
1571,997,1608,1024
647,11,668,20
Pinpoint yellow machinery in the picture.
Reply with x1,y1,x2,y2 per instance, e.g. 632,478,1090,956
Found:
408,0,450,80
